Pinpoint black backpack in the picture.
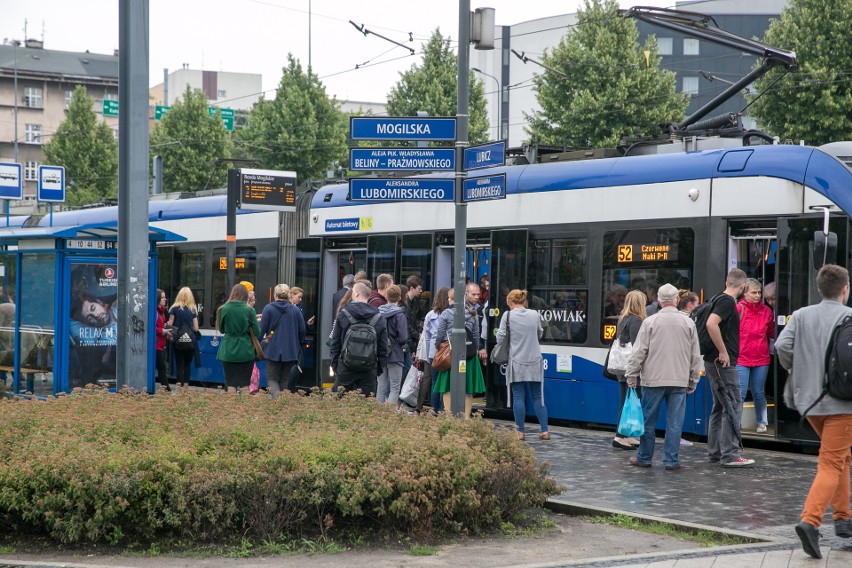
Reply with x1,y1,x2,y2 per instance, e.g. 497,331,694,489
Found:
689,294,724,357
801,315,852,418
172,309,196,352
340,309,381,372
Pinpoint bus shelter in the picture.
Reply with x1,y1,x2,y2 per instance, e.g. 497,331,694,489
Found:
0,223,185,397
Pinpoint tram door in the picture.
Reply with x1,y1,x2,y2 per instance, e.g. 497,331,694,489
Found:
774,216,848,442
485,229,528,409
294,238,322,389
728,223,777,434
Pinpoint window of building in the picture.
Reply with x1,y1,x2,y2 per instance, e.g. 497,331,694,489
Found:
65,89,74,110
24,161,39,181
103,92,118,101
683,38,700,56
25,123,42,144
23,87,43,108
217,89,226,98
600,228,694,342
657,37,673,56
682,76,700,95
528,237,589,344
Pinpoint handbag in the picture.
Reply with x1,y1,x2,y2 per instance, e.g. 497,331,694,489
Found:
248,316,264,362
249,364,260,394
432,341,451,372
490,311,510,364
606,323,633,374
617,387,644,438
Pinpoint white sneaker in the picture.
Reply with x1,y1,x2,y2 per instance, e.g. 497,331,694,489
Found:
680,438,693,446
722,457,755,467
756,425,767,433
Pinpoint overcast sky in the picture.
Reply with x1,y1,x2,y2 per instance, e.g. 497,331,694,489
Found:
1,0,674,103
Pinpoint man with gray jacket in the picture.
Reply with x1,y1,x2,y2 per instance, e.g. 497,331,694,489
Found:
625,284,701,471
776,264,852,559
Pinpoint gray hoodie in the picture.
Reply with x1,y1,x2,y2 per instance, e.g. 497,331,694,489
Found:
378,303,408,365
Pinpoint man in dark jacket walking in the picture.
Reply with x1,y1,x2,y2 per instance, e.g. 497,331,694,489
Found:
329,282,389,396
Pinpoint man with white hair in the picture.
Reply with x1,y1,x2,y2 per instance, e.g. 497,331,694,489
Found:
625,283,701,470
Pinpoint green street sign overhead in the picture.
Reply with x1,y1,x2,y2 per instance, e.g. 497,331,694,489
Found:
155,105,171,120
102,99,119,117
208,107,235,131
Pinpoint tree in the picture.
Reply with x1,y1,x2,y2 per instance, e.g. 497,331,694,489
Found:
748,0,852,145
526,0,688,149
237,54,347,182
387,29,489,145
149,85,230,192
42,85,118,206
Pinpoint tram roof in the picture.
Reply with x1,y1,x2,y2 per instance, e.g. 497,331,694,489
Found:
311,144,852,215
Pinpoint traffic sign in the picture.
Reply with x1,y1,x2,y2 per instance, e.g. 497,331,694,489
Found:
102,99,119,117
350,148,456,171
0,162,23,200
209,107,235,131
463,173,506,202
155,105,171,120
239,168,297,212
349,178,455,202
350,116,456,141
463,140,506,171
38,165,66,203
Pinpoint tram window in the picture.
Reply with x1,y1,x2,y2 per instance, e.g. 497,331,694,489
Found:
528,238,588,344
211,247,257,328
401,234,433,294
174,250,206,327
600,228,694,343
367,235,396,282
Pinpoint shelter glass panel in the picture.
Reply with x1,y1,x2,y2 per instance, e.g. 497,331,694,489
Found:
20,253,55,396
0,254,17,392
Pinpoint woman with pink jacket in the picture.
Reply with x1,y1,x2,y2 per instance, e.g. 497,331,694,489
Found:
737,278,775,433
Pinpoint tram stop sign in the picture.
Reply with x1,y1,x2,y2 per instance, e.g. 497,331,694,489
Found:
239,168,297,212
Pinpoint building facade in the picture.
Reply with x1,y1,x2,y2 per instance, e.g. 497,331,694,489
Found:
0,40,118,205
470,0,787,148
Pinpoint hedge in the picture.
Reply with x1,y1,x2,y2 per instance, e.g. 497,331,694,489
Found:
0,389,560,544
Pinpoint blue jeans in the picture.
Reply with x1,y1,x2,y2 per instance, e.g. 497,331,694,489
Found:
635,386,687,467
511,382,549,434
736,364,768,427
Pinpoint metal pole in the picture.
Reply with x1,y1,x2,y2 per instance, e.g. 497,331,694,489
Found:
472,67,500,139
451,1,470,418
11,39,18,224
226,168,238,293
163,67,168,106
117,0,150,392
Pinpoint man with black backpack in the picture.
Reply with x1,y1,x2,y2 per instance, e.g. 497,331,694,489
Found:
776,264,852,559
329,282,389,397
704,268,755,467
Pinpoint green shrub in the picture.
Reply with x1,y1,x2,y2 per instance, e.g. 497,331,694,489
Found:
0,389,560,545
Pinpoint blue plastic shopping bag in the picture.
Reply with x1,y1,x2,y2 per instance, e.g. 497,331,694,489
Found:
617,387,644,438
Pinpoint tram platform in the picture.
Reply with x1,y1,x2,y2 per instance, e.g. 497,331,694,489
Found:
525,422,852,566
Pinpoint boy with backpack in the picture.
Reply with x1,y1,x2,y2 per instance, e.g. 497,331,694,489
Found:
775,264,852,559
328,282,389,397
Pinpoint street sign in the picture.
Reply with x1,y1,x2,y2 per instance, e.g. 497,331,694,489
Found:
463,173,506,202
350,116,456,141
37,165,66,203
155,105,171,120
209,107,235,131
239,168,297,212
463,140,506,171
349,178,455,202
0,162,23,200
102,99,119,117
350,148,456,171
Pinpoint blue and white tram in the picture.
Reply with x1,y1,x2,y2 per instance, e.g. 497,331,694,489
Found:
303,142,852,443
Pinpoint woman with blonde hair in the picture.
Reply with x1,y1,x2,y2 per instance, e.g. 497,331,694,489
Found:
167,287,199,389
259,283,304,397
612,289,647,449
494,289,549,441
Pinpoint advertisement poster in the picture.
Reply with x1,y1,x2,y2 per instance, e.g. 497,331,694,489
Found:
69,263,117,389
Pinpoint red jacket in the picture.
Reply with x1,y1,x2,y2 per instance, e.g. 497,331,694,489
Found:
156,305,167,351
737,299,775,367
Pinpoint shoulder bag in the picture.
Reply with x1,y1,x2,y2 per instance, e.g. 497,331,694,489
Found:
606,319,634,374
248,314,264,361
432,341,451,372
490,311,511,364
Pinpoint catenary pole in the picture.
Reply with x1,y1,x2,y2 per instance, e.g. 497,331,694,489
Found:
451,1,470,417
117,0,150,392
